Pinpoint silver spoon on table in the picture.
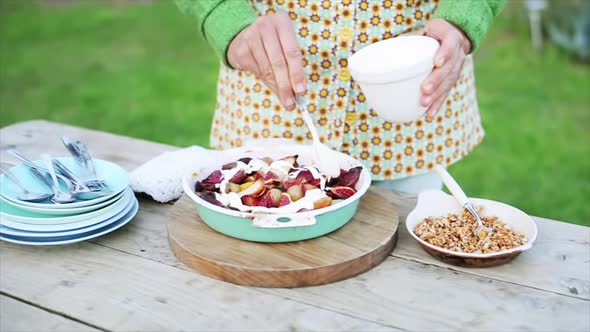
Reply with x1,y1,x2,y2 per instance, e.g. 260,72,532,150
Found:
434,165,494,239
0,164,53,202
41,154,76,204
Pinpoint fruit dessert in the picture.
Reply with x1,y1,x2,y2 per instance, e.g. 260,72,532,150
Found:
193,155,362,214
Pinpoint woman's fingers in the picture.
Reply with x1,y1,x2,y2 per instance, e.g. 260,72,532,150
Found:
417,18,472,119
227,12,305,111
420,34,457,97
425,55,465,119
247,27,271,80
274,13,306,94
257,17,296,110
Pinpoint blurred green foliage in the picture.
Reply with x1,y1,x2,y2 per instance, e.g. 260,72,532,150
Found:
0,1,588,225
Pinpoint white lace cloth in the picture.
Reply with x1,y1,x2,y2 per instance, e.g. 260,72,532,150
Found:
130,139,298,203
130,146,219,203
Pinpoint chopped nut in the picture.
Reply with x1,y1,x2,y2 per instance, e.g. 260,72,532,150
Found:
414,209,527,254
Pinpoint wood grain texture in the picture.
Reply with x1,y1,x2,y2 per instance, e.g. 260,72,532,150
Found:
168,191,399,287
0,241,398,332
0,295,99,332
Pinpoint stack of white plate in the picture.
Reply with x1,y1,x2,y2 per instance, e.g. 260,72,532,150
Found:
0,158,138,245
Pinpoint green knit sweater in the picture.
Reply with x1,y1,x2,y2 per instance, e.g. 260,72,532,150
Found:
176,0,506,67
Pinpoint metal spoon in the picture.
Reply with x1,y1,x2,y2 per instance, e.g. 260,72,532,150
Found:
434,165,494,239
8,150,73,187
294,94,341,178
41,154,75,204
0,164,53,202
7,149,97,198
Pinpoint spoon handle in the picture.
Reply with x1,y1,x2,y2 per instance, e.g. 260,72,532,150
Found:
41,154,62,195
295,94,320,143
52,159,87,189
0,164,29,193
8,149,72,186
29,167,54,189
434,165,469,206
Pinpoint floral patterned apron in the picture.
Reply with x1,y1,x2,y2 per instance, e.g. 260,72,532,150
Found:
210,0,484,180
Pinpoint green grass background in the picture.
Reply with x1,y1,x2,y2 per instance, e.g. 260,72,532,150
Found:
1,1,588,225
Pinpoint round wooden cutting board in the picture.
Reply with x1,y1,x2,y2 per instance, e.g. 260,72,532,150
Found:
167,189,399,288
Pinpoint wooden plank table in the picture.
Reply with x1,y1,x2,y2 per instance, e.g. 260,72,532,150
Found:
1,120,589,332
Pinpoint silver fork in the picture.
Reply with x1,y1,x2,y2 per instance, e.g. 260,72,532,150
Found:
61,136,109,190
52,159,113,199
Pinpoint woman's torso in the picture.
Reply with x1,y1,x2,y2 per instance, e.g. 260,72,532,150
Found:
210,0,484,180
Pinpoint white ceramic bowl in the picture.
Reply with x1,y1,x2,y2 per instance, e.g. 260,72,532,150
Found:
348,36,439,123
406,190,538,267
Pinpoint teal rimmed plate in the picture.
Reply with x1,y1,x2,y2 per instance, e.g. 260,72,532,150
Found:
0,157,128,209
0,189,133,231
1,195,137,237
0,198,139,246
0,187,127,215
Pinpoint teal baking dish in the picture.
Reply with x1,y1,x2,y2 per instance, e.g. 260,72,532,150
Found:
182,144,371,243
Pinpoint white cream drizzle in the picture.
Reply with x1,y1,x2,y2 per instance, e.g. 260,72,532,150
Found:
216,189,326,214
288,166,327,190
210,157,335,213
218,161,248,193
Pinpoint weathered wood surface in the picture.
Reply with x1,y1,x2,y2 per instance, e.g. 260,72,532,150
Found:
168,191,398,287
0,295,99,332
1,120,589,331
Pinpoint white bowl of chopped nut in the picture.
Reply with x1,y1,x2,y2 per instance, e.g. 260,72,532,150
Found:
406,190,538,267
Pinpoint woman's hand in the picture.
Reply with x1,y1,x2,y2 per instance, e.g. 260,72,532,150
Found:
413,19,471,119
227,12,306,111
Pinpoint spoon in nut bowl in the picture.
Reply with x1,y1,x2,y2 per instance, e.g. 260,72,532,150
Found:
294,94,341,178
434,165,494,239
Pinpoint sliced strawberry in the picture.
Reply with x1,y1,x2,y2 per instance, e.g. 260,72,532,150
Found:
202,170,223,190
228,169,247,184
278,193,292,207
222,162,237,170
328,186,356,199
198,191,224,207
194,181,204,192
283,177,305,190
241,195,261,207
263,171,280,184
295,169,315,183
259,189,282,208
253,171,264,180
332,166,362,188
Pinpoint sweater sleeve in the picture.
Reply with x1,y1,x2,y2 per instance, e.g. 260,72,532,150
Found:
433,0,507,52
175,0,257,67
